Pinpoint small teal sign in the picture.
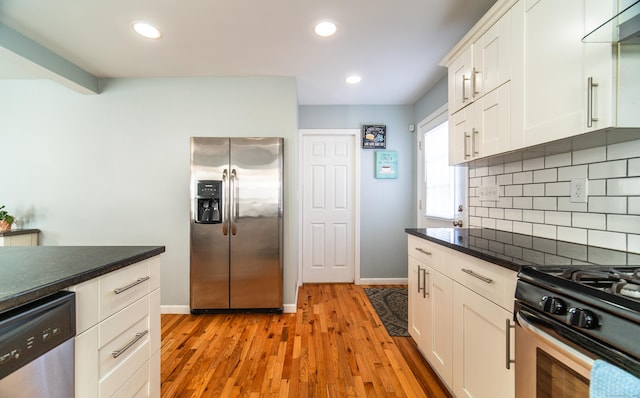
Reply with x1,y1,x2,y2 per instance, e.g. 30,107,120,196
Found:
375,151,398,179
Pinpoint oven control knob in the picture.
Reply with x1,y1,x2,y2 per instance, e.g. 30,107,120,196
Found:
539,296,566,315
568,308,597,329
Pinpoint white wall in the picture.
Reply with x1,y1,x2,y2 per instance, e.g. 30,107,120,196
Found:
0,77,299,308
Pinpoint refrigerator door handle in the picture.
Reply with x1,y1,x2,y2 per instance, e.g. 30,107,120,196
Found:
230,169,238,235
221,169,228,235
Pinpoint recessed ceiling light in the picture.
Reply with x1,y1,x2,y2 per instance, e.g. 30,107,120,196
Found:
346,75,362,84
133,22,162,39
314,21,337,37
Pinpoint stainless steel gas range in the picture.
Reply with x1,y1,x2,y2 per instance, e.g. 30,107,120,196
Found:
515,266,640,397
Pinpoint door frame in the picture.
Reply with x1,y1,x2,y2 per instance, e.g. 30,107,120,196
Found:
298,129,361,285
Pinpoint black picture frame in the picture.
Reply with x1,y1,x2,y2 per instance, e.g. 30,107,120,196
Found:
361,125,386,149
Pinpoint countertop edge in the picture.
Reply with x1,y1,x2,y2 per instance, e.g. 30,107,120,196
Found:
0,229,41,237
0,246,165,313
405,228,520,272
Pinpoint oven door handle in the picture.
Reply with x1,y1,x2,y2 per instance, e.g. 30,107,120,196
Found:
516,309,595,371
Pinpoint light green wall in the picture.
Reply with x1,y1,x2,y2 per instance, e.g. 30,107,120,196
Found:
0,77,299,307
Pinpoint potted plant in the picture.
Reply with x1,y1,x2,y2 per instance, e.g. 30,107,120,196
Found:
0,205,15,232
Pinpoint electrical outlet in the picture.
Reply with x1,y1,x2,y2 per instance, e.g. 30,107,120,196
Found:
571,178,588,203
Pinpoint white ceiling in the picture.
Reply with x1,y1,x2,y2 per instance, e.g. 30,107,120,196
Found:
0,0,496,105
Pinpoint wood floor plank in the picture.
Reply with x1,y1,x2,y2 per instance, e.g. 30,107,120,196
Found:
161,284,451,397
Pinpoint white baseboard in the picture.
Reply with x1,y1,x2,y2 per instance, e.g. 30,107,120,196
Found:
358,278,408,285
161,305,190,314
283,303,297,313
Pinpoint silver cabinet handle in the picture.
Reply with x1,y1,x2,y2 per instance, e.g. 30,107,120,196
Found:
222,169,228,236
112,330,149,358
505,319,515,369
472,67,479,97
587,77,599,128
113,276,150,294
472,128,479,156
230,169,238,236
462,75,470,103
415,247,432,256
461,268,493,284
423,268,430,298
417,265,424,294
464,132,471,159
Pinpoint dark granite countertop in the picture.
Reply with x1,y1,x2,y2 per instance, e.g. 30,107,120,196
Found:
0,228,40,237
0,246,165,314
406,228,640,272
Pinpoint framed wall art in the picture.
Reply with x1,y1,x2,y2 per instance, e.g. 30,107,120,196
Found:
375,150,398,179
361,125,386,149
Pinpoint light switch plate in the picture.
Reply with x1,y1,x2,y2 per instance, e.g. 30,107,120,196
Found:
479,185,499,202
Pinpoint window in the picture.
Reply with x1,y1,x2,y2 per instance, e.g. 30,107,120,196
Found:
416,105,467,228
424,121,455,219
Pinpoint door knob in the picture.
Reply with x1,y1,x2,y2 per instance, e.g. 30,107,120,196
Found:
453,220,463,227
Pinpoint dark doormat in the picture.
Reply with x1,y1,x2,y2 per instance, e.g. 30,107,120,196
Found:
364,287,410,337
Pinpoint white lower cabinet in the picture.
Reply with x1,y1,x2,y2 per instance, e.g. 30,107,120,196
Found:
408,235,516,398
71,256,161,398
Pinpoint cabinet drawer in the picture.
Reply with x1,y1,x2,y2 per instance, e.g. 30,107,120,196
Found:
100,258,154,320
452,253,516,311
105,357,151,398
99,296,151,381
408,236,444,273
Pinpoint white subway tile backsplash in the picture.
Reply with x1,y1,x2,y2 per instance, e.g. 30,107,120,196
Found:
513,197,533,209
629,158,640,176
523,210,545,223
608,139,640,161
533,197,557,211
523,184,545,197
628,234,640,254
523,157,544,171
558,197,588,212
589,197,627,214
573,147,606,165
545,182,570,196
505,208,523,221
513,171,533,184
588,230,627,251
608,178,640,195
589,160,627,179
505,161,523,173
546,153,571,168
573,213,606,230
630,197,640,215
558,165,588,181
534,169,558,183
469,138,639,253
607,214,640,234
557,227,588,245
588,179,607,196
505,185,523,197
533,223,557,239
513,221,533,235
545,211,571,226
497,174,513,186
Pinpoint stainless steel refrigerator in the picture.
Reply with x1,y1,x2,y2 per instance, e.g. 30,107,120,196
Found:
190,137,283,312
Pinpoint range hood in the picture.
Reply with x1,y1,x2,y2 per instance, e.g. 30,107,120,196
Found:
583,0,640,43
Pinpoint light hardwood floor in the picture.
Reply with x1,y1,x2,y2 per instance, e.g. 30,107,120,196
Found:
161,284,451,397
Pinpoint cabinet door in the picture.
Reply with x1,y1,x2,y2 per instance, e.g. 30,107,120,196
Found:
523,0,586,147
474,83,511,159
424,267,454,387
450,105,473,165
473,11,511,98
449,47,473,114
454,285,515,398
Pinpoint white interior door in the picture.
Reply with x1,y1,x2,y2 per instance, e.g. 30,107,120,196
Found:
301,130,358,283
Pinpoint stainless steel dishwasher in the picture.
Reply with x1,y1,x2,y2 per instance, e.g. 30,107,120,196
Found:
0,291,76,398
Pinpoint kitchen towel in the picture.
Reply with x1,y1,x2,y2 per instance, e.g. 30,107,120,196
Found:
590,359,640,398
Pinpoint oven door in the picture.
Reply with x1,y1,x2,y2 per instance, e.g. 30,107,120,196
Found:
515,306,596,398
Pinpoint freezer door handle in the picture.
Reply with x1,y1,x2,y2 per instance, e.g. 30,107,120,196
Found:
230,169,238,235
222,169,228,235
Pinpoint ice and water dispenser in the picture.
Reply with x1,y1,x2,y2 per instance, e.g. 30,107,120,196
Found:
194,180,222,223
